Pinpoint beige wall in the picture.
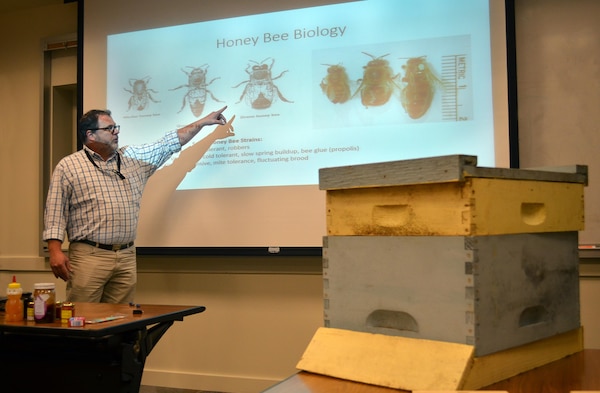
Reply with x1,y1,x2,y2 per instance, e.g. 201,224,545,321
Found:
0,4,75,258
135,260,323,392
0,2,599,393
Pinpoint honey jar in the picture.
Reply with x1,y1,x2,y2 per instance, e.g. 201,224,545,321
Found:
33,283,56,323
61,302,75,323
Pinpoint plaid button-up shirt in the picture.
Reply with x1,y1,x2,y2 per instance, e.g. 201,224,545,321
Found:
43,130,181,245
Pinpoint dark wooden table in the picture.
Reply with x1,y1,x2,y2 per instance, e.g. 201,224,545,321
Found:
0,303,205,393
263,349,600,393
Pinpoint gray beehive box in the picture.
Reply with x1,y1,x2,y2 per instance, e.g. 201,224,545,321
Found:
323,233,580,356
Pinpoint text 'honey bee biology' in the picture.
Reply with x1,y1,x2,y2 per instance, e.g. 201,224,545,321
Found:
216,26,347,48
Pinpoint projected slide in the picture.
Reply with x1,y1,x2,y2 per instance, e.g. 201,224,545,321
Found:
107,0,492,191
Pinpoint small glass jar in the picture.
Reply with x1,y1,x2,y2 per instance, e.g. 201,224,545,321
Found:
61,302,75,324
33,283,56,323
55,301,62,319
26,301,34,321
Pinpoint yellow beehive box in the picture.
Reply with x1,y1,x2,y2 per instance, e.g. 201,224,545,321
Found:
319,155,587,236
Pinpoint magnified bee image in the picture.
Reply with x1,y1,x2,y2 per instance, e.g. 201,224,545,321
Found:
353,52,401,107
233,58,293,110
124,76,159,111
400,56,443,119
320,64,352,104
170,65,223,117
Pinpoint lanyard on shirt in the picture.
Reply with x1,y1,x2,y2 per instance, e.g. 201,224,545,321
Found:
84,149,125,180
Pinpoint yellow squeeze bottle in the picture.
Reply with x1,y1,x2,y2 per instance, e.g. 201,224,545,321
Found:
5,276,24,322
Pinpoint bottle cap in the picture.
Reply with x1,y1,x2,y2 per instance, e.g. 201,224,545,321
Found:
8,275,21,289
34,282,55,290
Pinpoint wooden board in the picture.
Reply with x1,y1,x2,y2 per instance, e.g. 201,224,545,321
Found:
462,328,584,389
296,327,474,391
297,327,584,391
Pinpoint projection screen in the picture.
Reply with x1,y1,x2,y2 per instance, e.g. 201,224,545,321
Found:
83,0,511,253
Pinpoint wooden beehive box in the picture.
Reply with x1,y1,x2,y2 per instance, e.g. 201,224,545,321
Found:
322,232,581,357
319,155,587,236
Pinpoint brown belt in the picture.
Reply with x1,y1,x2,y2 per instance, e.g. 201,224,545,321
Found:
78,239,134,251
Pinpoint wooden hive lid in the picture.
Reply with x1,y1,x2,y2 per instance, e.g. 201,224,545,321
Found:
319,154,588,190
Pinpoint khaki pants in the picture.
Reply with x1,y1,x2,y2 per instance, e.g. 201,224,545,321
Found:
67,241,137,303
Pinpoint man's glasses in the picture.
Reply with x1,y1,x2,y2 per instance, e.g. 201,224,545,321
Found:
92,124,120,134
